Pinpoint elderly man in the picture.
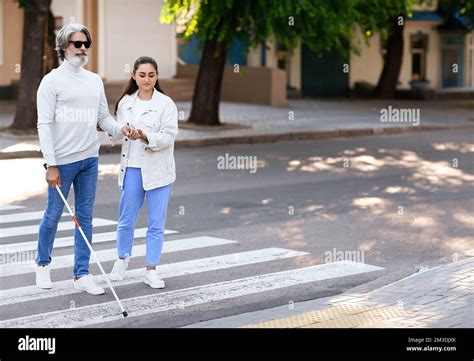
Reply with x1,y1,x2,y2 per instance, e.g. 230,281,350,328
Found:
35,23,136,294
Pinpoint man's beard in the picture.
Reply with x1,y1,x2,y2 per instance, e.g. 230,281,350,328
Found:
66,53,89,67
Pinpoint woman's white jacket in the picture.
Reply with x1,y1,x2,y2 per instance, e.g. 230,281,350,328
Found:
109,89,178,191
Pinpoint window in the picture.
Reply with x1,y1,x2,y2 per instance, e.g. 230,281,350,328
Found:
410,33,428,81
276,42,288,70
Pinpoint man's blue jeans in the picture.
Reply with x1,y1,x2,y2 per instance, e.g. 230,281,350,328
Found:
36,157,98,277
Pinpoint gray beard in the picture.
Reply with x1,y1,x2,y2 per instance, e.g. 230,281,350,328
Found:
66,54,88,67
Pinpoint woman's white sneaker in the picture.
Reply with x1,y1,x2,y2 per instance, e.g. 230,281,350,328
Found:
109,258,129,281
35,264,52,289
144,269,165,289
73,274,105,295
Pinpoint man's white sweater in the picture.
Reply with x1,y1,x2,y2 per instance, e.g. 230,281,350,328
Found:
37,59,122,166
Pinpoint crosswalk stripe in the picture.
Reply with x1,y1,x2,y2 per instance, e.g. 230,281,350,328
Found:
0,248,309,307
0,211,65,224
0,261,384,328
0,236,237,277
0,205,26,211
0,228,178,255
0,218,117,238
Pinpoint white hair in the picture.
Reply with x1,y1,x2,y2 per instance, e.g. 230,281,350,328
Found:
55,23,92,61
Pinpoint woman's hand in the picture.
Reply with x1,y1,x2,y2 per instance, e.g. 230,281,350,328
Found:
137,129,148,143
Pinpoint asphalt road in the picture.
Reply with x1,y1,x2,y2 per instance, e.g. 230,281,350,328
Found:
0,128,472,327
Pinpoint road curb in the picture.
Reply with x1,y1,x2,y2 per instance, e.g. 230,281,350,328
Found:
1,123,473,159
192,251,474,329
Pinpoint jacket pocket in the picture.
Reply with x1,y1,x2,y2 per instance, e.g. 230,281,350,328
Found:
143,112,160,130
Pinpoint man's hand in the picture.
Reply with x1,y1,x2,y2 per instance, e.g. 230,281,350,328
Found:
121,125,140,139
121,125,131,137
45,167,61,188
128,128,147,141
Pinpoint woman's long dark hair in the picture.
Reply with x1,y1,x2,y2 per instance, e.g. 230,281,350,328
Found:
114,56,165,115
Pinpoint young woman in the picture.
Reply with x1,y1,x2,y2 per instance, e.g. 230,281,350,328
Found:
108,56,178,288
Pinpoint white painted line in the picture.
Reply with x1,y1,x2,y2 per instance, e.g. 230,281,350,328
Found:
0,248,308,306
0,228,178,255
0,211,66,224
0,205,26,211
0,218,117,238
0,261,384,328
0,236,237,277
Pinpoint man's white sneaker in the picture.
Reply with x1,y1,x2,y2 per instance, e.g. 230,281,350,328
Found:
73,274,105,295
144,269,165,289
35,264,52,289
109,258,129,281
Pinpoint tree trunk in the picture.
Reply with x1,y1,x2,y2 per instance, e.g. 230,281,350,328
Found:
374,16,405,99
11,0,52,130
187,31,227,126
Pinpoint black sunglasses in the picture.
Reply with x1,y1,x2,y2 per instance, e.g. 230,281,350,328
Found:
69,40,92,49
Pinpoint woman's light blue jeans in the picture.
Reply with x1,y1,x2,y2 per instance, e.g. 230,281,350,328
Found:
116,167,172,266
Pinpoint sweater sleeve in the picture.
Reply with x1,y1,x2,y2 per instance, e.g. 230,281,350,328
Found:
108,99,125,143
97,78,122,138
36,75,58,166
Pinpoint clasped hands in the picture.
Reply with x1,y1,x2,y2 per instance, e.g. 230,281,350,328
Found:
121,124,146,141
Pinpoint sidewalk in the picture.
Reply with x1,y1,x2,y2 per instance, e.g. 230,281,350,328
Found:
0,98,473,159
185,250,474,328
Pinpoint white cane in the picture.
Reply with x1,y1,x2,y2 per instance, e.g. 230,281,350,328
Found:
44,164,128,317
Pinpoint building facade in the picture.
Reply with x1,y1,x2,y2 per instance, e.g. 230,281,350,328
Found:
1,0,472,102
